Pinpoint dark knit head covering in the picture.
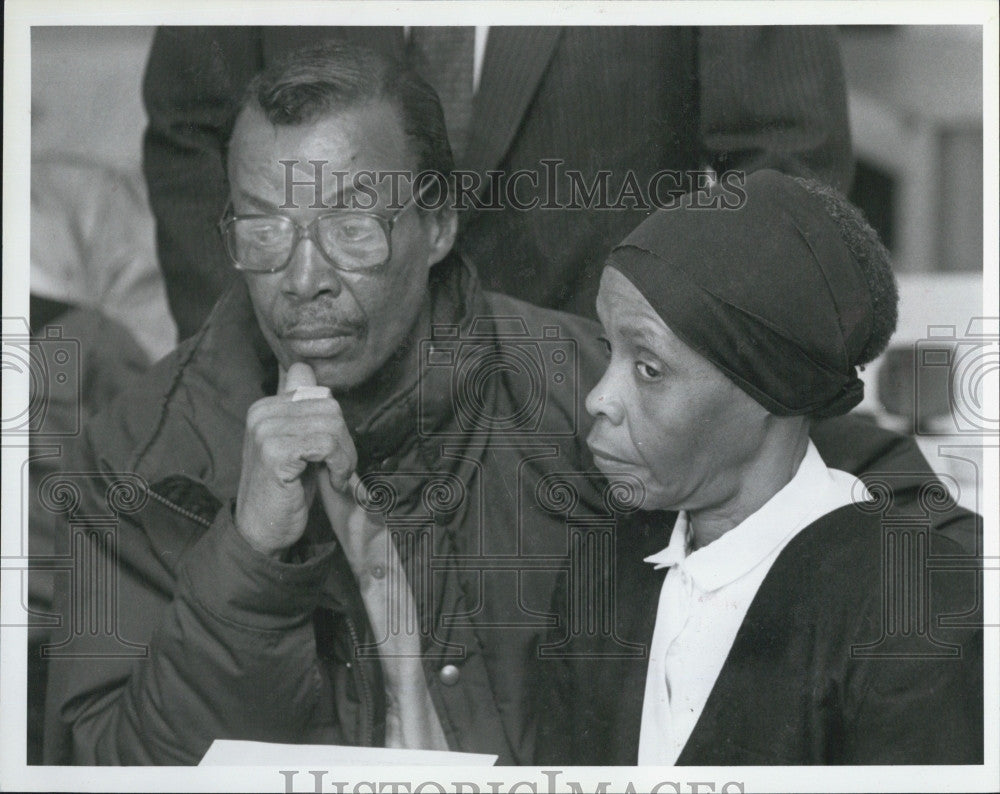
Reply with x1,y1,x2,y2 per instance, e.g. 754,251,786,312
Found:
608,169,874,418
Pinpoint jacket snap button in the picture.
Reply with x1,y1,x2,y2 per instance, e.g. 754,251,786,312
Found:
439,664,460,686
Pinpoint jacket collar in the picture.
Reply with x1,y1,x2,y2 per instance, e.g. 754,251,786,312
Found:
350,253,484,473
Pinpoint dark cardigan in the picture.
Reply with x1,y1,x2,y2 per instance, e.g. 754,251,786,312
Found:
536,503,984,765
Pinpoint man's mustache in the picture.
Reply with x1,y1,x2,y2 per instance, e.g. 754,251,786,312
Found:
277,302,365,335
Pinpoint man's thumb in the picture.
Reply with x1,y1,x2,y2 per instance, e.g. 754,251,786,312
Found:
283,362,319,394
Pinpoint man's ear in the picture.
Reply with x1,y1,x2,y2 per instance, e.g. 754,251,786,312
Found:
424,205,458,267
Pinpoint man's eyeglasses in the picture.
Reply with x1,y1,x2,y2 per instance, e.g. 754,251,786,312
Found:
218,191,424,274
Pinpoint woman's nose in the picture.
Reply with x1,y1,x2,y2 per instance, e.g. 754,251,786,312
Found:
585,366,625,425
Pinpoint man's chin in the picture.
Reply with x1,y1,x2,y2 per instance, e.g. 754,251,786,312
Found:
277,349,365,392
307,359,371,394
277,336,368,386
278,331,414,402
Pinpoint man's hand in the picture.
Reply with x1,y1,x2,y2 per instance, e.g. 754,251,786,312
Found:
236,370,448,749
234,363,357,557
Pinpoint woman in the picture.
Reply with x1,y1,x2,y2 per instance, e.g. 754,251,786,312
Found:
535,169,982,765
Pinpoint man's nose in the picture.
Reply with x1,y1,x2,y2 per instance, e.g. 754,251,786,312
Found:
584,368,625,425
282,236,343,300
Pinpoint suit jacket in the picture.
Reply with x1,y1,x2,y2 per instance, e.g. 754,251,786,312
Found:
535,504,984,765
142,25,852,337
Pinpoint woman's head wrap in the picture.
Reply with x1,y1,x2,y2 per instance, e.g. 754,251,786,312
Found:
607,169,880,418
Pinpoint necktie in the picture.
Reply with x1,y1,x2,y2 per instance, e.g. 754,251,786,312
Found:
408,27,475,161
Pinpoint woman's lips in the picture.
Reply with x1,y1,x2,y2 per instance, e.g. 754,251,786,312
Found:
586,441,634,467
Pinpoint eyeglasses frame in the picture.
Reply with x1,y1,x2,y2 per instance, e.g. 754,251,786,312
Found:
217,189,427,275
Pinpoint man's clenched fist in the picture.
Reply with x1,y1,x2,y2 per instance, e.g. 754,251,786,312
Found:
235,363,357,556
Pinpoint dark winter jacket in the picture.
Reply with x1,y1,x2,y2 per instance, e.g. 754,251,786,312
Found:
42,256,607,764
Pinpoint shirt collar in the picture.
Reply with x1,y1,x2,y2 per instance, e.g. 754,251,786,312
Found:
643,441,860,592
644,512,691,570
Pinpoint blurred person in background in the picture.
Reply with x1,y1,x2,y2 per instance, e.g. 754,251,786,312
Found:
28,153,177,762
142,25,853,338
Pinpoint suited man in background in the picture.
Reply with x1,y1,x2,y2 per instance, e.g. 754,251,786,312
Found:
144,25,852,338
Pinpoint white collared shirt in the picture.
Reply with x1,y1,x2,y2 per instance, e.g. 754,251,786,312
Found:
404,26,489,92
636,441,868,765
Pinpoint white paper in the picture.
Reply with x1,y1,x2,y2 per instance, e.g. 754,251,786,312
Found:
198,739,497,767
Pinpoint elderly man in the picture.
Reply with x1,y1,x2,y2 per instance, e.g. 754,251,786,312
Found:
43,43,972,766
43,40,607,766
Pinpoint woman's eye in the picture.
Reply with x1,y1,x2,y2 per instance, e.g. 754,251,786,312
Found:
635,361,662,381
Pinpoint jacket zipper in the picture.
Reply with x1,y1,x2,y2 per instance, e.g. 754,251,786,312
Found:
145,487,213,528
345,615,375,747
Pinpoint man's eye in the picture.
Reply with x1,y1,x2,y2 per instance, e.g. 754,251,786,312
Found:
596,336,612,356
331,219,378,243
635,361,662,381
242,221,286,246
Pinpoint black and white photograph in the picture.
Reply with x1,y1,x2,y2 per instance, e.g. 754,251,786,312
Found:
2,2,997,792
